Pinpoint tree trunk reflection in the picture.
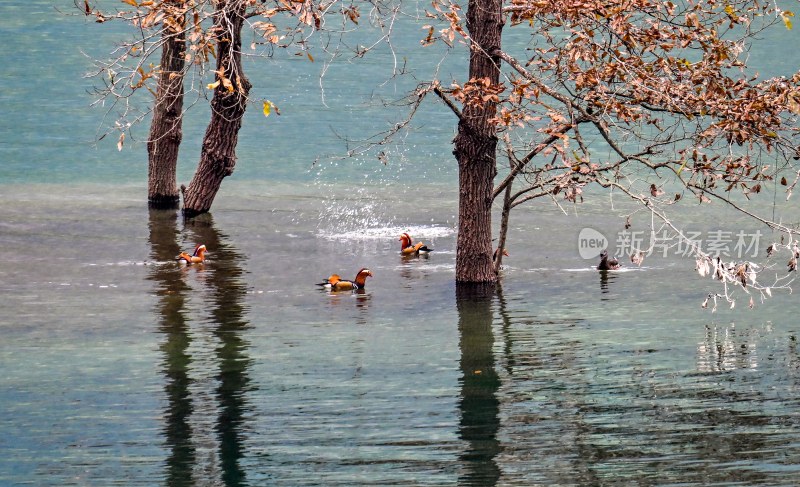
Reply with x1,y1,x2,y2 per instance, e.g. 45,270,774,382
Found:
149,211,252,487
456,283,501,485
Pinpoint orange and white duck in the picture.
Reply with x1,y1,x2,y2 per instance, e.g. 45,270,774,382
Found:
399,233,433,256
177,244,208,265
318,268,373,291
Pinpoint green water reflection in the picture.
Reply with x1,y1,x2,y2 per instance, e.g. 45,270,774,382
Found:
148,210,195,486
457,284,502,486
148,212,252,486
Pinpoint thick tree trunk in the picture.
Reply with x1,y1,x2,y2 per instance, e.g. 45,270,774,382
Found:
147,4,186,210
453,0,504,283
182,1,251,218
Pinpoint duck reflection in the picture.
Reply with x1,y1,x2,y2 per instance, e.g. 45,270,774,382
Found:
354,289,372,324
149,211,253,487
598,270,618,298
456,283,501,486
324,288,372,325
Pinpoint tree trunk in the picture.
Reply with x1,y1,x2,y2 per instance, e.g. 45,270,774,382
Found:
147,3,186,210
182,1,251,218
494,178,512,274
453,0,504,283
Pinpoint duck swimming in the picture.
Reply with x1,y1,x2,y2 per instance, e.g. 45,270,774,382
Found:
177,244,208,265
318,268,373,291
597,250,621,271
399,233,432,256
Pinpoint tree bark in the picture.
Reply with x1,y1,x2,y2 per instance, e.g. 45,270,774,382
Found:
453,0,504,283
182,1,251,218
147,3,186,210
494,177,512,274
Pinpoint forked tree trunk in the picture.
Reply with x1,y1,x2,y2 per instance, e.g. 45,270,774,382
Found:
147,4,186,210
453,0,504,283
182,1,251,218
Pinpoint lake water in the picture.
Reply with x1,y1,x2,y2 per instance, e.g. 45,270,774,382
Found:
2,1,800,485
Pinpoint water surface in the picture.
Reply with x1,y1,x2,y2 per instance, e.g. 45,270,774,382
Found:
2,2,800,485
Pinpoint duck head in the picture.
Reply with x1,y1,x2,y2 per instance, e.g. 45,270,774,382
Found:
193,244,208,257
354,268,373,287
399,233,412,250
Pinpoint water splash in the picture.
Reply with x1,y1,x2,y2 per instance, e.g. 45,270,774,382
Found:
313,154,455,242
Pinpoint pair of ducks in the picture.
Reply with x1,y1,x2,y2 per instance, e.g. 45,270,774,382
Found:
319,234,512,291
318,233,433,291
174,243,376,291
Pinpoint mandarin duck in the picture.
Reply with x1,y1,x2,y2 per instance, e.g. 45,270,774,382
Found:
597,250,621,271
399,233,433,256
318,268,373,291
177,244,208,265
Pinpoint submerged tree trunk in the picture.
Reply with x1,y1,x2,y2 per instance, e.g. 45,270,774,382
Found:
453,0,504,283
182,1,251,218
147,3,186,210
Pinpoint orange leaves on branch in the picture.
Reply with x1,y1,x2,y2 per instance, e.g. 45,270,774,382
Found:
263,100,279,117
780,10,795,30
451,77,505,109
252,21,279,44
188,28,216,64
292,0,321,30
685,12,701,29
343,5,360,25
419,1,464,47
222,77,234,93
421,25,436,46
788,92,800,114
207,69,236,94
492,106,536,128
131,66,156,95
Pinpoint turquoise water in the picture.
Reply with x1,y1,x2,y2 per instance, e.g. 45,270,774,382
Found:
3,1,800,485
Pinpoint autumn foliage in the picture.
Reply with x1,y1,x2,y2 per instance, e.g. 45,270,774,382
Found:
418,0,800,297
